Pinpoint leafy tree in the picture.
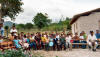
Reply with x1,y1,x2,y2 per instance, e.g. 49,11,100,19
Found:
25,23,33,29
16,24,25,29
45,17,71,31
58,17,71,30
0,0,23,20
33,13,51,29
65,17,71,30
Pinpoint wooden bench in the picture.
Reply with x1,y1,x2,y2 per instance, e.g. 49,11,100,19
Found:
0,41,15,50
69,43,88,50
8,41,15,48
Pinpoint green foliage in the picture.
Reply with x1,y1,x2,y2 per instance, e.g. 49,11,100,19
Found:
16,16,71,31
33,13,51,29
25,23,33,29
16,23,34,30
16,24,25,29
0,49,45,57
0,49,28,57
42,17,71,31
0,0,23,20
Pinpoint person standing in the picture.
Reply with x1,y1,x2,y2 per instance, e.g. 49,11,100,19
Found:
0,23,4,37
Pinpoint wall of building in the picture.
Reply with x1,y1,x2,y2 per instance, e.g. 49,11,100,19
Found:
71,19,80,35
72,12,100,35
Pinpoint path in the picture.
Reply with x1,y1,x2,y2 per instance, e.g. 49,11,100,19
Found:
33,49,100,57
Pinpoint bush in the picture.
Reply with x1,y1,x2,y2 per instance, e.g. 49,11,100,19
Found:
0,49,45,57
0,49,29,57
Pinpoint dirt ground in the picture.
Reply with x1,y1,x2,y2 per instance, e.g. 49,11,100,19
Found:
32,49,100,57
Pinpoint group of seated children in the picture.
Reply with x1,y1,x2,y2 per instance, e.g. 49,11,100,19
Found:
0,30,100,52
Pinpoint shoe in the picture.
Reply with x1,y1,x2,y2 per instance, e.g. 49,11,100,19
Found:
93,49,96,52
92,49,96,52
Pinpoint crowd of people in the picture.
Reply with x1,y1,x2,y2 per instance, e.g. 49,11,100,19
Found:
0,26,100,52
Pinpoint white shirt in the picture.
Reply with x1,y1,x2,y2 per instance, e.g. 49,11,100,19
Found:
56,35,60,40
87,34,97,42
32,36,35,40
44,35,47,38
66,36,72,43
80,36,84,39
10,29,17,33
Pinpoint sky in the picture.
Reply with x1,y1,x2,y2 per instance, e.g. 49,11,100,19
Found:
5,0,100,24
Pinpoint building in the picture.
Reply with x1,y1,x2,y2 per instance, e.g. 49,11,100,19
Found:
70,8,100,35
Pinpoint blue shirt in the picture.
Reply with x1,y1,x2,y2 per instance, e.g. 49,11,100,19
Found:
95,33,100,39
13,40,21,48
49,38,53,46
27,39,30,44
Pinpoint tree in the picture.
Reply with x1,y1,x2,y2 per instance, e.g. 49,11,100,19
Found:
16,24,25,29
0,0,23,20
25,23,33,29
33,13,51,29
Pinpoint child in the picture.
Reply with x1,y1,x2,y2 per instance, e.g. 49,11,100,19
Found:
45,36,49,51
30,34,37,50
13,36,21,49
79,33,87,49
53,35,58,50
18,34,23,46
23,35,29,49
66,34,72,49
49,35,54,51
35,32,41,50
72,33,80,48
57,40,61,51
60,34,66,50
0,36,3,43
9,33,14,41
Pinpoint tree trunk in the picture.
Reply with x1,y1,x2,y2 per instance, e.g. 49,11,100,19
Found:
0,3,1,22
0,3,4,23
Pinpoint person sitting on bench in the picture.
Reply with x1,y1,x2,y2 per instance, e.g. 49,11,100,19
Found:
72,33,80,48
79,32,87,49
87,31,98,51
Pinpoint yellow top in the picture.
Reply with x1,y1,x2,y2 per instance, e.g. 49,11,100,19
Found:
41,37,47,42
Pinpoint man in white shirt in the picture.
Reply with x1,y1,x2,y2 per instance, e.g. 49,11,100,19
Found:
87,31,98,51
